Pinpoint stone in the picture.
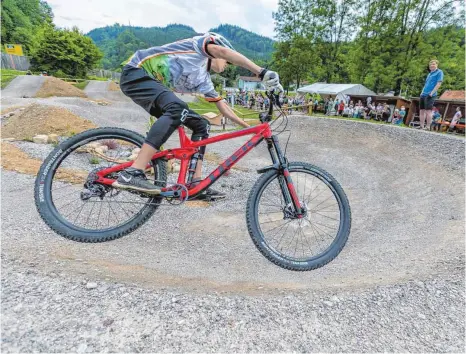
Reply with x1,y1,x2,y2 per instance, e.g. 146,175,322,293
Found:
48,134,59,144
128,154,138,161
172,163,180,173
32,135,49,144
132,148,141,155
86,282,98,290
95,146,109,155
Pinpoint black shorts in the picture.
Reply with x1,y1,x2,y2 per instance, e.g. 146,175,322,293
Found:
120,65,210,149
419,95,435,110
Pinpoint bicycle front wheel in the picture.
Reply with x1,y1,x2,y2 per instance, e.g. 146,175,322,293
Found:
246,162,351,271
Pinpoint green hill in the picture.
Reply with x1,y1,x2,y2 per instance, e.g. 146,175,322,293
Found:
87,24,274,70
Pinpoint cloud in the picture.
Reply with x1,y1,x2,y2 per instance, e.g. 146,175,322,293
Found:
47,0,278,36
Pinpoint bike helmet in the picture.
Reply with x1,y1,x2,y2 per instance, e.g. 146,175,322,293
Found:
205,32,235,71
206,32,235,51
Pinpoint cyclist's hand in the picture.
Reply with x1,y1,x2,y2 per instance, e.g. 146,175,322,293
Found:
272,83,284,94
261,70,281,89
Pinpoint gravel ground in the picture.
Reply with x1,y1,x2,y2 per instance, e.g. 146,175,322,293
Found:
2,256,464,353
1,96,465,351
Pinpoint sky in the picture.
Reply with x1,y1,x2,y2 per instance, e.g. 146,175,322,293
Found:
47,0,279,38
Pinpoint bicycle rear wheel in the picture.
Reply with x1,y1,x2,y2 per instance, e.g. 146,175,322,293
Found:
34,127,167,242
246,162,351,271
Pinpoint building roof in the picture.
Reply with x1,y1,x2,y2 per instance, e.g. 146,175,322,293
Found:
297,82,376,96
238,76,261,82
439,90,465,101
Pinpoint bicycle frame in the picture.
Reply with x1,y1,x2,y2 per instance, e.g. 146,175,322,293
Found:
95,117,303,216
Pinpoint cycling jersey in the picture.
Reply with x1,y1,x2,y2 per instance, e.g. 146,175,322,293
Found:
125,33,221,102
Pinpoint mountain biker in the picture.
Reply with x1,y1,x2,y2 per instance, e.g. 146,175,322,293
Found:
113,32,283,200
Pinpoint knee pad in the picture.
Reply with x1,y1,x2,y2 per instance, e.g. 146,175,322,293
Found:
189,117,211,141
163,101,190,127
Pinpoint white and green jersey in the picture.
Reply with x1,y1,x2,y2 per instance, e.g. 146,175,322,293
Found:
125,33,222,102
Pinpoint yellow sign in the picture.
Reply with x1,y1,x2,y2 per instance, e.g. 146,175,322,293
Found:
4,44,24,56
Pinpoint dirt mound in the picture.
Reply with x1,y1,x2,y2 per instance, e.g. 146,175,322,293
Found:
108,81,120,91
1,103,97,140
35,77,87,98
1,142,87,184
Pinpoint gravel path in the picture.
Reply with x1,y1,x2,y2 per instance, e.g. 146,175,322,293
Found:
84,81,132,103
1,96,464,351
1,75,45,98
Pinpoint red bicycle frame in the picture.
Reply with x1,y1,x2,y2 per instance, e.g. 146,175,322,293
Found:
95,122,303,215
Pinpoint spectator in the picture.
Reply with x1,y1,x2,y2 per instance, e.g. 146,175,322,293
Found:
382,103,391,122
447,107,462,133
366,96,372,106
419,59,443,130
399,105,406,124
392,109,402,125
327,98,334,115
314,98,319,112
430,107,442,131
338,100,345,116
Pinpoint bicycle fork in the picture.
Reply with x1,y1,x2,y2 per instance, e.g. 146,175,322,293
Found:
263,136,305,218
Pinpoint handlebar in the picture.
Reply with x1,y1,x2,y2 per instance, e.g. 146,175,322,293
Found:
259,90,282,123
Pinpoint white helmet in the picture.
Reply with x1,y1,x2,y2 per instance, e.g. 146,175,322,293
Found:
206,32,235,51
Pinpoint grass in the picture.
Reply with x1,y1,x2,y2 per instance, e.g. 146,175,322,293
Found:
188,100,261,118
87,75,110,81
71,81,89,90
1,69,27,89
89,157,100,165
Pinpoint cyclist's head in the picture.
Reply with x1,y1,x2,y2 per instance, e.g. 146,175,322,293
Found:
205,32,234,73
206,32,235,51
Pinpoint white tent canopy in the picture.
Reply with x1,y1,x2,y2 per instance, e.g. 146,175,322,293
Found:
297,83,376,103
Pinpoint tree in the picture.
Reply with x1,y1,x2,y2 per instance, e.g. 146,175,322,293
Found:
30,25,103,77
1,0,53,54
273,36,317,91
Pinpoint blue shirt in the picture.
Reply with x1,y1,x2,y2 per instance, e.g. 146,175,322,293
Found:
421,69,444,97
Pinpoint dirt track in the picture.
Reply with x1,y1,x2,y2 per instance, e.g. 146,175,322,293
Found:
1,90,464,351
1,75,45,98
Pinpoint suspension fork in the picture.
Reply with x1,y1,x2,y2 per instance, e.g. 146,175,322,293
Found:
266,136,304,217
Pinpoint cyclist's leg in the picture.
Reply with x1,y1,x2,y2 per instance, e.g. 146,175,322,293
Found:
120,66,189,170
114,66,188,192
183,111,211,180
183,112,225,200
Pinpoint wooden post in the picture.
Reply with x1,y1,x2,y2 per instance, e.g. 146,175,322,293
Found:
443,102,450,120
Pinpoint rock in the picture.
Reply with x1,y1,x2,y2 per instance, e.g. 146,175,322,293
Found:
77,343,87,353
86,282,98,290
323,300,333,307
48,134,59,144
103,318,114,327
418,313,426,320
95,146,109,155
172,163,181,173
13,303,23,312
32,135,49,144
172,297,179,303
128,154,138,161
2,138,16,142
132,148,141,155
20,107,26,111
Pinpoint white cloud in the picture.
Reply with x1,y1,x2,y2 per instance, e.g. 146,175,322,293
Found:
47,0,278,37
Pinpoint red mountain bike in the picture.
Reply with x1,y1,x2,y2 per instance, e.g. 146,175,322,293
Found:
35,93,351,271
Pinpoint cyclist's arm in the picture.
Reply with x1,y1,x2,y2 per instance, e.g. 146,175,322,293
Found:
215,100,250,128
207,45,262,76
